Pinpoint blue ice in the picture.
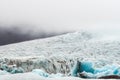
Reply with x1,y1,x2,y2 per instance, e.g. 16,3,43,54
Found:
71,61,120,78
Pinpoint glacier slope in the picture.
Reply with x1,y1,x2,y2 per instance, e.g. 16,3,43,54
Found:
0,31,120,76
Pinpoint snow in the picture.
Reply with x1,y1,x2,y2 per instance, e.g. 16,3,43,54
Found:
0,72,81,80
0,72,110,80
0,70,9,75
0,73,45,80
48,73,64,78
0,31,120,79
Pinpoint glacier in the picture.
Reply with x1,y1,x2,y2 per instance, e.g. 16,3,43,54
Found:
71,61,120,78
0,31,120,79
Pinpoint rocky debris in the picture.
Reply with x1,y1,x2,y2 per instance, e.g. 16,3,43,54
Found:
98,75,120,79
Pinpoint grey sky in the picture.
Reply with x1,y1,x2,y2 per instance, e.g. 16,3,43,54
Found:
0,0,120,45
0,0,120,32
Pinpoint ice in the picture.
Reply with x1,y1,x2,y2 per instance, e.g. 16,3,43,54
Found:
94,65,120,77
10,67,24,74
32,69,64,78
48,73,64,78
71,61,120,78
71,61,94,77
79,61,94,73
0,72,81,80
0,63,24,74
71,61,79,77
0,70,9,75
32,69,49,77
0,73,46,80
0,31,120,79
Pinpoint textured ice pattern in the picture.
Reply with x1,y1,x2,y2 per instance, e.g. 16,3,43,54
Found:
71,61,120,78
0,31,120,79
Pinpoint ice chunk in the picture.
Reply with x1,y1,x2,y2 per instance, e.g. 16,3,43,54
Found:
71,61,94,77
0,64,24,74
1,64,9,72
94,65,120,77
80,61,94,73
71,61,120,78
32,69,49,77
11,67,24,74
71,61,80,77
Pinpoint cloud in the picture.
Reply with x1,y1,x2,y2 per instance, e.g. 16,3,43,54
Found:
0,0,120,45
0,25,68,45
0,0,120,32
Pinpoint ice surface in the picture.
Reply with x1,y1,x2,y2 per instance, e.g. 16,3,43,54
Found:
0,72,112,80
32,69,64,78
0,70,9,75
0,73,45,80
0,31,120,79
0,72,81,80
48,73,64,78
32,69,49,77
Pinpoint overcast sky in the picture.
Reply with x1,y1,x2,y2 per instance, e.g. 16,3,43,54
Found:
0,0,120,45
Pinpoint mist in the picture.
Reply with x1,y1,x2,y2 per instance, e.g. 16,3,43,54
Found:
0,0,120,31
0,0,120,45
0,25,69,45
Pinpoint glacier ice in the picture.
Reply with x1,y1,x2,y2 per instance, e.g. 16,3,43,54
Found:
0,63,24,74
32,69,49,77
0,31,120,79
0,70,10,75
32,69,64,78
71,61,79,77
71,61,120,78
48,73,64,78
10,67,24,74
79,61,94,73
71,61,94,77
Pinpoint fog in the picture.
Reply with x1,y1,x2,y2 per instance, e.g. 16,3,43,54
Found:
0,0,120,45
0,26,69,45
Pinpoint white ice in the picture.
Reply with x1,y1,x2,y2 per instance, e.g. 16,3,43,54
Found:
0,31,120,79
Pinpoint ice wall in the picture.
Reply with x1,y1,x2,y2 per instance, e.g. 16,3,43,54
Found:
0,56,76,75
0,31,120,76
